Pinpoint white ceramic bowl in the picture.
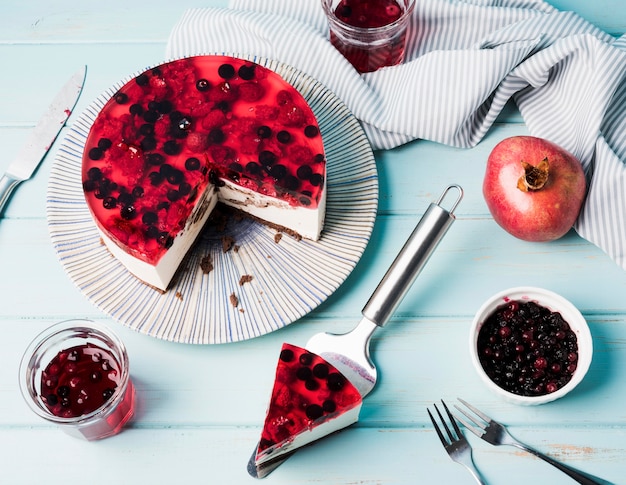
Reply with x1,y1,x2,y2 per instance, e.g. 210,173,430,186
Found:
469,287,593,405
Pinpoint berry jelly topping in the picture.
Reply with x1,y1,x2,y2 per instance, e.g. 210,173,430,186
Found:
40,343,121,418
477,300,579,397
258,343,361,453
82,56,326,265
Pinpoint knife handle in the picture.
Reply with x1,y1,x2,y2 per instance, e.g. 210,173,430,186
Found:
361,185,463,327
0,173,22,216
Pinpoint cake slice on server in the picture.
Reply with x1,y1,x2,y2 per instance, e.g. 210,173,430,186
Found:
248,343,363,478
81,55,326,291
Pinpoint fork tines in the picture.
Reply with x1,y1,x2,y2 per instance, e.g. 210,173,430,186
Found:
428,400,486,484
452,398,490,438
428,400,465,447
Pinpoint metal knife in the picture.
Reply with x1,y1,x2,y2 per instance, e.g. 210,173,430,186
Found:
0,65,87,215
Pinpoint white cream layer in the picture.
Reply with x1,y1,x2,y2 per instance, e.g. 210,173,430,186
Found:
98,184,218,292
255,403,361,467
98,179,325,291
218,178,326,241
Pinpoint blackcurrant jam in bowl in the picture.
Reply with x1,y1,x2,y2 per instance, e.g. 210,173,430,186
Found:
469,287,592,405
19,319,135,440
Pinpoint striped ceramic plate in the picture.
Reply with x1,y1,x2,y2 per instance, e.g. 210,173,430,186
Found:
46,54,378,344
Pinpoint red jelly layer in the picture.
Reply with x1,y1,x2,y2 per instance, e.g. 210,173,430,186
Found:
258,343,361,453
40,343,121,418
82,56,326,265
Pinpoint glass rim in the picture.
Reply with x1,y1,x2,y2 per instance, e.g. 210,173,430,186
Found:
321,0,416,35
18,319,130,425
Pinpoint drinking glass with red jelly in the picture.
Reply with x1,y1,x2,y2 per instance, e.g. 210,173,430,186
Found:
19,320,135,440
321,0,415,73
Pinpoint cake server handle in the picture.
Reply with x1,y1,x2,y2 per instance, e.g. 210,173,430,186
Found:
361,184,462,327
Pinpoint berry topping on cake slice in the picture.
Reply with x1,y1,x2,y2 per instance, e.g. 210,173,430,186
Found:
250,343,362,476
82,56,327,291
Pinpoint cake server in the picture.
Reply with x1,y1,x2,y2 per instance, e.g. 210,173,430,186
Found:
306,184,463,397
248,185,463,479
0,65,87,216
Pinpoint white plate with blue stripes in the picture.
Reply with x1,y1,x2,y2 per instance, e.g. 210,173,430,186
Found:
46,55,378,344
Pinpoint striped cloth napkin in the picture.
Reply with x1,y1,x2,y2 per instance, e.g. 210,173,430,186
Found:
166,0,626,271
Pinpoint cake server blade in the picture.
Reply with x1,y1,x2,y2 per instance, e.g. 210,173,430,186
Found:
0,65,87,215
247,448,297,479
306,185,463,397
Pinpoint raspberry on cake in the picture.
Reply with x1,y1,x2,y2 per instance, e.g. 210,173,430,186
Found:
82,56,327,291
250,343,362,476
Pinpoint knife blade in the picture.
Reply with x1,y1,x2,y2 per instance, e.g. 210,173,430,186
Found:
0,65,87,215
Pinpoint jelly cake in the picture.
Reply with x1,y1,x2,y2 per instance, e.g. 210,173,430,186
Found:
82,56,326,290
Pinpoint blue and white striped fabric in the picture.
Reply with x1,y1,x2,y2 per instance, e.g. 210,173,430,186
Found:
166,0,626,271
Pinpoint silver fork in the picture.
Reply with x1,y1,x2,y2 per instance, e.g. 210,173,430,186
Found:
454,398,611,485
428,400,486,484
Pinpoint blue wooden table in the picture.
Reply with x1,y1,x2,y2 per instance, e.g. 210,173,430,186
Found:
1,1,625,483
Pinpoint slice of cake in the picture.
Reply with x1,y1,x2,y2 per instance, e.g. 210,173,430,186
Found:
249,343,362,477
82,56,326,291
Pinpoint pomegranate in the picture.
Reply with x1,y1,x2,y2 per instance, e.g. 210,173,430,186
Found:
482,136,586,242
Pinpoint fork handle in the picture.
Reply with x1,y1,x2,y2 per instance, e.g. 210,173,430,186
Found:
462,463,487,485
511,443,610,485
